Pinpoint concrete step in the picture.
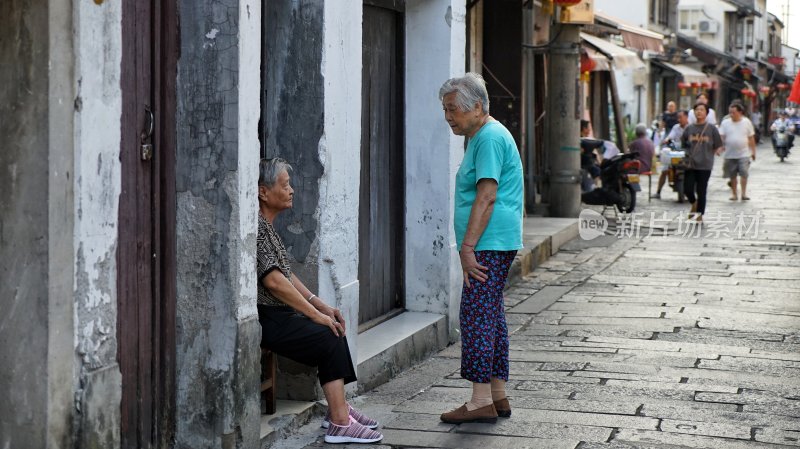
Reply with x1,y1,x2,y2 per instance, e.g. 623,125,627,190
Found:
259,399,319,449
356,311,449,393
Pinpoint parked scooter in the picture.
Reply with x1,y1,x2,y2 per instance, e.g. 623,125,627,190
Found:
580,138,605,193
773,126,791,162
581,152,641,213
659,142,686,202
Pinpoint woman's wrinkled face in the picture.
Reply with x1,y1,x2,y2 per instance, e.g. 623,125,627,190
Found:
442,92,482,137
260,170,294,211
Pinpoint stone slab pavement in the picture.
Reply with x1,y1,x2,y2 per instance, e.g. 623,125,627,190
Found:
272,142,800,448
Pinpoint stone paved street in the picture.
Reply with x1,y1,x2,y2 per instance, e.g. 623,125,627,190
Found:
274,142,800,448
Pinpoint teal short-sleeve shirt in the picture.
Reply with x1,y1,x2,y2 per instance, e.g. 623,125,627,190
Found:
454,121,524,251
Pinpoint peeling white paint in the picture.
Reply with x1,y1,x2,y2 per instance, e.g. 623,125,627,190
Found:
319,0,363,367
405,0,465,337
236,0,260,321
205,28,219,39
71,0,123,429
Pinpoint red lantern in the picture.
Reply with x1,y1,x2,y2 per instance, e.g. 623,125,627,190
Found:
554,0,582,6
677,81,690,89
691,82,700,88
777,83,790,90
580,53,596,73
701,82,710,89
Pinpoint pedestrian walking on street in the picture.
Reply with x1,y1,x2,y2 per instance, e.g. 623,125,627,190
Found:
688,92,717,126
256,158,383,445
662,100,679,131
719,101,756,201
438,73,524,424
681,103,724,222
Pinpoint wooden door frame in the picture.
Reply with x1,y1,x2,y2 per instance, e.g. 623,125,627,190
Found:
119,0,177,446
358,2,406,331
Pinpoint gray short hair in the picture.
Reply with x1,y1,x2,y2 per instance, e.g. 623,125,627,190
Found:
635,124,648,137
439,72,490,114
258,157,293,187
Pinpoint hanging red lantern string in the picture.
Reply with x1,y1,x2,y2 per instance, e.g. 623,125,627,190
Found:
553,0,582,6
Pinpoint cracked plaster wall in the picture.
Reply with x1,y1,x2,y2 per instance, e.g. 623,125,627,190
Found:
262,0,330,400
174,0,261,447
263,0,324,274
404,0,466,339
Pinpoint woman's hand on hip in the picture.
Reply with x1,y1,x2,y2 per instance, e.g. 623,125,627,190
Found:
460,249,489,288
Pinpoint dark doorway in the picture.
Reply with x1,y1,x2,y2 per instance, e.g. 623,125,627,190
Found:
119,0,177,447
359,0,405,330
481,0,522,147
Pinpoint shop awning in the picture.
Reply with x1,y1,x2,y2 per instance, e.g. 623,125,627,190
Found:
584,46,610,71
580,32,646,71
658,61,709,84
594,11,664,53
677,32,736,66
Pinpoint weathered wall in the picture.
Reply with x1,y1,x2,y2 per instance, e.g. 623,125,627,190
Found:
318,0,362,388
404,0,466,338
174,0,261,446
0,0,50,446
262,0,327,400
263,0,325,270
72,1,124,446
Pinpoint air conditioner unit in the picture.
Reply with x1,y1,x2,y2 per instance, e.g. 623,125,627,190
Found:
698,20,719,34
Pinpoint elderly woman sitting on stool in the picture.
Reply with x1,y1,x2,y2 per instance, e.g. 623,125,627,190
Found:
257,157,382,445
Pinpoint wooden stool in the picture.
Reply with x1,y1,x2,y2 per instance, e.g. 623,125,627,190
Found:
261,347,276,414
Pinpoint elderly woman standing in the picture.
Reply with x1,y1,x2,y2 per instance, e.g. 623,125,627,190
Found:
438,73,524,424
257,158,382,444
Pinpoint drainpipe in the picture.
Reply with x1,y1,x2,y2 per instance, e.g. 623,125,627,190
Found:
522,4,537,213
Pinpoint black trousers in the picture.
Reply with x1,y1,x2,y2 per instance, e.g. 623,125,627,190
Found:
683,169,712,215
258,305,357,386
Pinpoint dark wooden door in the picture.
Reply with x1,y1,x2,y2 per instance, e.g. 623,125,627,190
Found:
359,1,405,329
119,0,177,447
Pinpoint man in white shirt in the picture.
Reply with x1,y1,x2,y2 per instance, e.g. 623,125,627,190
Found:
653,110,688,199
688,92,717,125
719,102,756,201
